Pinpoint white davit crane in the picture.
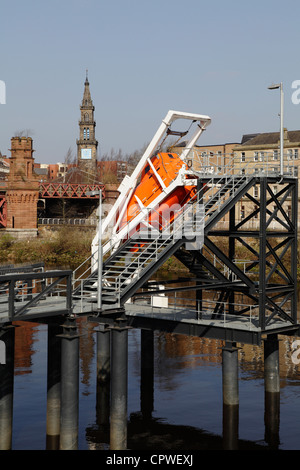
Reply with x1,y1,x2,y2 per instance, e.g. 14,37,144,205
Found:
91,110,211,264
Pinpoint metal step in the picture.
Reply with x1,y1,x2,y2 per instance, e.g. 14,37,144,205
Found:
73,175,253,305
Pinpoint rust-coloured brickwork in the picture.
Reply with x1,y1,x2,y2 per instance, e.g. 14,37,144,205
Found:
6,137,40,229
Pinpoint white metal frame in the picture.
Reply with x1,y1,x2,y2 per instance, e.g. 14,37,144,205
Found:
91,110,211,259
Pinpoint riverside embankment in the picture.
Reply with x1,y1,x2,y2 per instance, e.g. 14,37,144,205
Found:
0,227,299,276
0,226,189,273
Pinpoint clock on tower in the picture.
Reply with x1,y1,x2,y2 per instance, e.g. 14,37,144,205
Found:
77,71,98,173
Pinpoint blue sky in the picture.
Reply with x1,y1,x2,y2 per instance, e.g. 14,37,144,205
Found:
1,0,300,164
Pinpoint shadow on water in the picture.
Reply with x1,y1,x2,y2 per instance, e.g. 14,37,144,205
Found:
86,411,269,451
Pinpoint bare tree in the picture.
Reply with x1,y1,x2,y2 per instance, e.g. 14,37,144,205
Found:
64,146,76,165
14,129,34,138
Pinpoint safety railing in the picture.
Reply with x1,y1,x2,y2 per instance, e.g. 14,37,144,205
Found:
129,291,260,331
38,217,98,226
98,174,250,302
72,150,296,304
187,150,298,178
72,165,253,303
0,270,73,323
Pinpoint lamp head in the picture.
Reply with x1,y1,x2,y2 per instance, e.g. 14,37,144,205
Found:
268,83,281,90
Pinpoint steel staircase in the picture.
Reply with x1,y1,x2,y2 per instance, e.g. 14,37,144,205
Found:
73,173,256,309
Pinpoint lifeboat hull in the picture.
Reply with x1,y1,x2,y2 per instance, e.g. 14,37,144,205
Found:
118,152,197,235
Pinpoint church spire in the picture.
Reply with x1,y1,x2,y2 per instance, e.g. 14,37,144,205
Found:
82,70,93,107
77,72,98,173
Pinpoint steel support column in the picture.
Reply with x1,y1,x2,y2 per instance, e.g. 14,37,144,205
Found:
222,341,239,405
140,329,154,419
223,402,239,450
96,325,111,433
259,177,267,329
222,341,239,448
228,205,236,315
110,324,129,450
59,318,80,450
46,322,62,450
264,334,280,448
291,178,298,323
264,334,280,394
264,388,280,449
96,325,111,383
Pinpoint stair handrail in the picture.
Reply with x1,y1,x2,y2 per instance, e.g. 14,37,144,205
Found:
112,173,253,295
73,153,252,289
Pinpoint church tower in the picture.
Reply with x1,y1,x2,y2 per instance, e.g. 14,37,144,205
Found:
77,71,98,174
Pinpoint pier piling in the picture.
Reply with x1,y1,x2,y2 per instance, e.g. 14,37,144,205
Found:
140,329,154,419
96,326,111,431
59,317,80,450
110,323,129,450
46,322,62,450
222,341,239,406
96,325,111,383
263,334,280,448
264,334,280,394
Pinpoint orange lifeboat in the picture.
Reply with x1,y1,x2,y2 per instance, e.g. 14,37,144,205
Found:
118,152,197,234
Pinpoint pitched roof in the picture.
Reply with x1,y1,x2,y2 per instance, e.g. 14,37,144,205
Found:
240,130,300,147
241,133,260,144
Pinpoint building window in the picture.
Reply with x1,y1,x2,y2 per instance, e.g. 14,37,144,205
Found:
254,152,258,161
254,186,259,198
273,150,278,160
294,149,298,159
87,128,90,139
273,185,277,194
287,149,293,160
241,152,245,162
260,152,265,162
85,113,89,122
241,205,245,219
83,128,86,140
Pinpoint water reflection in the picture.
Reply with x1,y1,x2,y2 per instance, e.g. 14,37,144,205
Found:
14,321,40,375
9,315,300,450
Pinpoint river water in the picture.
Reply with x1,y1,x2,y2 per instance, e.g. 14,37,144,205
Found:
10,316,300,450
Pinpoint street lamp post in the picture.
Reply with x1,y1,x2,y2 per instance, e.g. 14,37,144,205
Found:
86,189,102,310
268,82,284,175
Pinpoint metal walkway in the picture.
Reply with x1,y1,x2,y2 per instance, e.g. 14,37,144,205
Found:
0,110,298,346
72,174,256,308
